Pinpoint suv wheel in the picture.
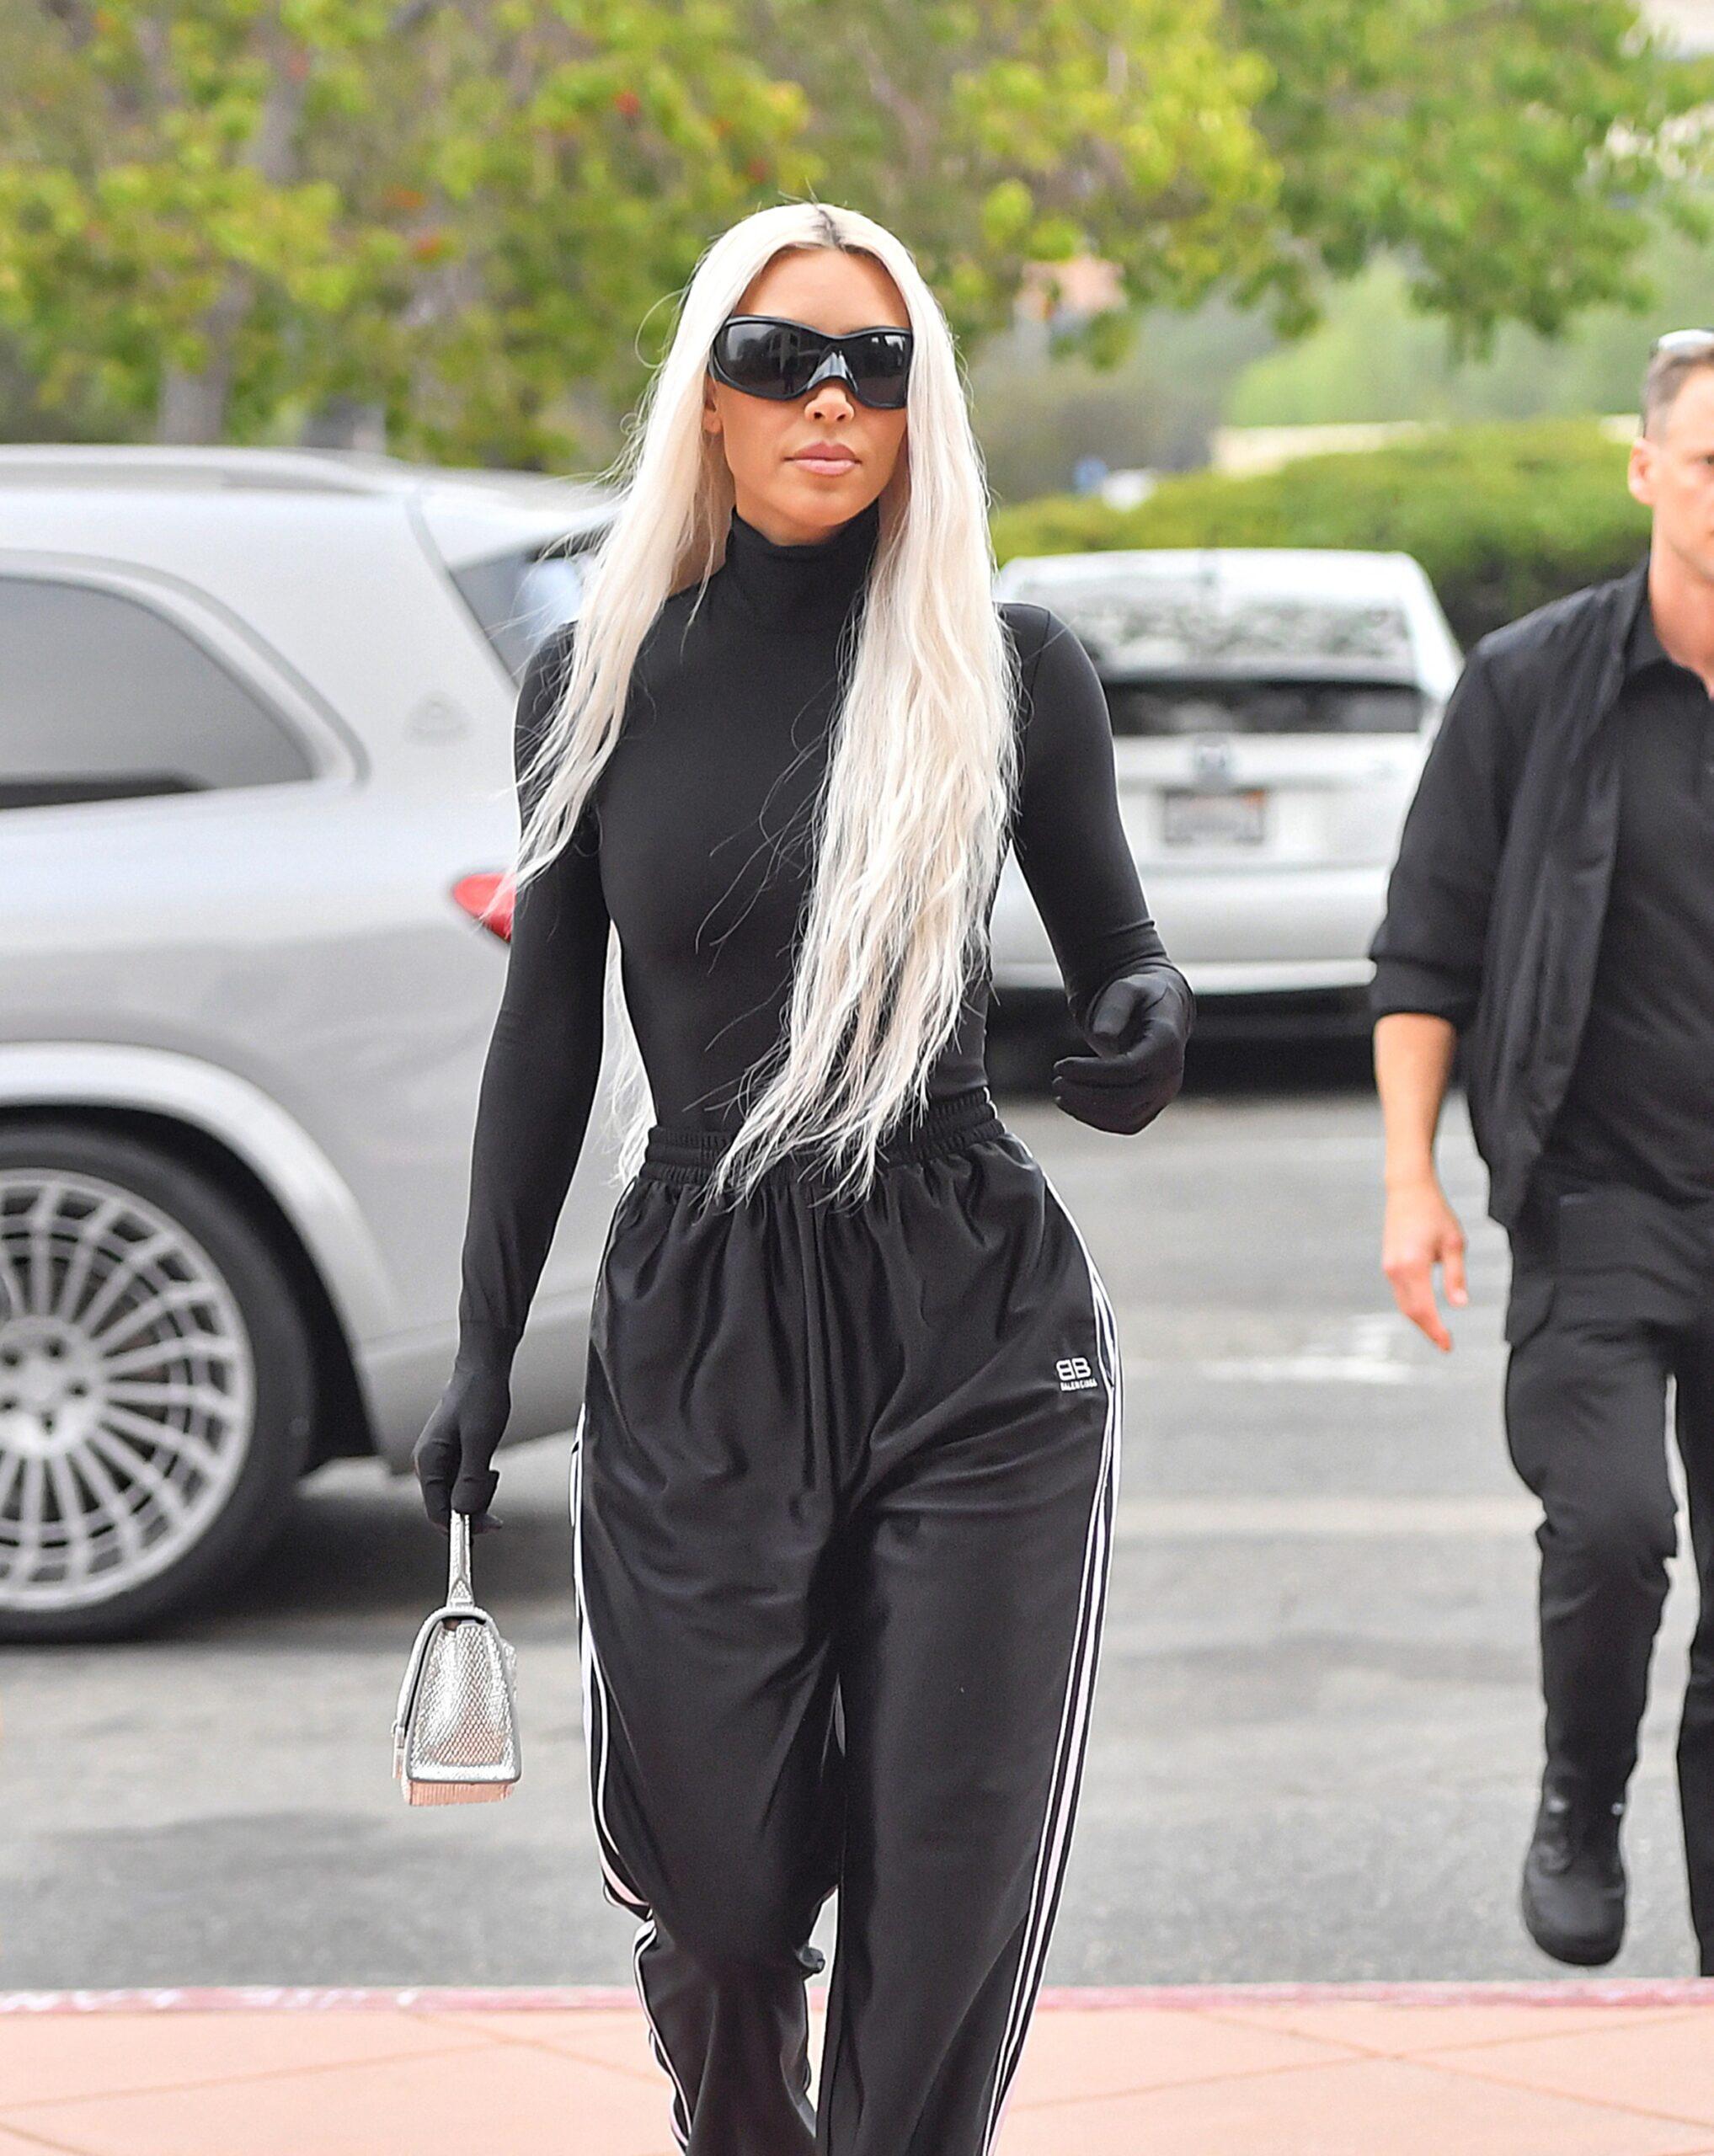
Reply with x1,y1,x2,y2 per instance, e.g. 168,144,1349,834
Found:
0,1125,315,1641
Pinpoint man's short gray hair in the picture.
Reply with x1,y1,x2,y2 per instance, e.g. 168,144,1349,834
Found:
1643,338,1714,437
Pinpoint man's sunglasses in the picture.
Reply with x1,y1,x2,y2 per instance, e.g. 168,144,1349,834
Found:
709,315,913,409
1653,328,1714,357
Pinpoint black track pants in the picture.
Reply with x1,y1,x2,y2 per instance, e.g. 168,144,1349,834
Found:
569,1086,1122,2155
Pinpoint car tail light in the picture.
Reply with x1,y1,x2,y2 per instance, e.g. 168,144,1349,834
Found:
453,873,515,942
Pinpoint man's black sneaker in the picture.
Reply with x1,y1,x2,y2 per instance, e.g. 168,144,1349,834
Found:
1521,1779,1626,1967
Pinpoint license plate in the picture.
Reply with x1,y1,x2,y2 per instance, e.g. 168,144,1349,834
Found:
1161,787,1268,846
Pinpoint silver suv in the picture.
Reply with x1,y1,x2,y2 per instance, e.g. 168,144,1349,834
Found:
0,446,616,1641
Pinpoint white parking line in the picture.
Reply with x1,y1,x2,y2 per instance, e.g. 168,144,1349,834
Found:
1186,1353,1418,1384
1122,1313,1482,1387
1113,1494,1539,1540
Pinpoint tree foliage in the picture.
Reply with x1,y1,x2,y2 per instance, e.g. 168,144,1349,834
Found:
749,0,1284,344
1230,0,1714,347
0,0,814,457
0,0,1706,452
770,0,1712,360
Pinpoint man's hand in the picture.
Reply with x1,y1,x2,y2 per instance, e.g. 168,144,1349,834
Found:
1382,1174,1468,1352
1053,965,1194,1135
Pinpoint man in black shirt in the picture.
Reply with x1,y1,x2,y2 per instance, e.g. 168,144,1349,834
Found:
1541,594,1714,1203
1370,331,1714,1971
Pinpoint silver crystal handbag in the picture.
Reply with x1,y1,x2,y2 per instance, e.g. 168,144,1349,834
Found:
392,1511,521,1805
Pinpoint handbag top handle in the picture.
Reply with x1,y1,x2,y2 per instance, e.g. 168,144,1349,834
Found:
447,1510,475,1606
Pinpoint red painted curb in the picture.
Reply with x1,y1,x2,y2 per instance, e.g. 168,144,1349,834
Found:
4,1979,1714,2015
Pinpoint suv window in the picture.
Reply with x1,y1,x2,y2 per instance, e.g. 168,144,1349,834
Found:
452,544,594,681
1104,679,1426,738
0,577,314,810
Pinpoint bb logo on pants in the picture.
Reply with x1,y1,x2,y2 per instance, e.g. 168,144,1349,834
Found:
1056,1354,1097,1391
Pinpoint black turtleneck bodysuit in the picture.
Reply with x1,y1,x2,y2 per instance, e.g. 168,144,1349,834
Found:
454,495,1172,1361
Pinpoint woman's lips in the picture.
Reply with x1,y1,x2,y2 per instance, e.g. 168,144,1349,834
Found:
792,452,857,474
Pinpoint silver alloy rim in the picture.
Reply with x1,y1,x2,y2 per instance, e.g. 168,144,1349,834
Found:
0,1170,255,1614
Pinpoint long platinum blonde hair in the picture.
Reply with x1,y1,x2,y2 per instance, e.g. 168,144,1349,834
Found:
512,200,1020,1209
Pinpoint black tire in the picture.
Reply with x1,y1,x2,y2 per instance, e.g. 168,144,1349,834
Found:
0,1123,316,1642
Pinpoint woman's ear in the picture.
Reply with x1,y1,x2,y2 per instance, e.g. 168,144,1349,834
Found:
702,373,722,439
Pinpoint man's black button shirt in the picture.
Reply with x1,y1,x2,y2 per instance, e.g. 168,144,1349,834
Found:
1540,597,1714,1205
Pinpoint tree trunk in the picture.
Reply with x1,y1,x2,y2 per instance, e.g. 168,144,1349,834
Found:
152,235,257,442
299,398,390,451
152,24,307,445
154,361,235,446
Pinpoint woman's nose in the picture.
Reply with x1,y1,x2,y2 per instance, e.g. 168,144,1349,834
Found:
804,376,856,419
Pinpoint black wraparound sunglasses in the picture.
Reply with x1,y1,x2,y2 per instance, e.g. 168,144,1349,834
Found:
709,314,914,409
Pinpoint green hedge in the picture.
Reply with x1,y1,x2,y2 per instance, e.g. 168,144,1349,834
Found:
990,419,1650,648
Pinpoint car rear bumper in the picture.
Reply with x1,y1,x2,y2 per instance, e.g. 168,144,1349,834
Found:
989,974,1375,1040
992,860,1387,1003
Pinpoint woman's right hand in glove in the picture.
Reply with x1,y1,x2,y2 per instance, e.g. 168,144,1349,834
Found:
411,1355,512,1534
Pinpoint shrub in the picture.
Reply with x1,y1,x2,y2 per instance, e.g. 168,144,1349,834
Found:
990,420,1650,647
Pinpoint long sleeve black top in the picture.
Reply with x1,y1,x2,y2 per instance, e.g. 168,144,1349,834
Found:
455,494,1179,1366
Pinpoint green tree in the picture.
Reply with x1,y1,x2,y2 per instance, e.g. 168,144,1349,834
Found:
770,0,1712,360
0,0,1707,455
0,0,813,457
750,0,1284,345
1231,0,1712,347
1226,215,1714,428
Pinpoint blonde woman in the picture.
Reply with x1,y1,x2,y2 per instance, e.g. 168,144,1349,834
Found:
414,200,1193,2155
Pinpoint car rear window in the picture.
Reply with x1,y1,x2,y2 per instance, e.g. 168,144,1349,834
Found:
1103,680,1426,738
452,545,595,682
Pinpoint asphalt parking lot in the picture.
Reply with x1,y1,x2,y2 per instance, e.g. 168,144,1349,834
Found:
3,1039,1703,1988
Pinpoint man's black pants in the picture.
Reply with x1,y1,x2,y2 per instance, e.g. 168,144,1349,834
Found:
1504,1176,1714,1967
570,1086,1121,2154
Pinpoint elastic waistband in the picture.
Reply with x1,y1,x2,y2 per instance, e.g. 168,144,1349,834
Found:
638,1085,1007,1190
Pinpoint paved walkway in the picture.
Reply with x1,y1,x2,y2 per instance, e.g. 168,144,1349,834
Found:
6,1983,1714,2153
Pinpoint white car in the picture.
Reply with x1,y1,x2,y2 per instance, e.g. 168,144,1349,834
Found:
990,547,1465,1034
0,446,616,1639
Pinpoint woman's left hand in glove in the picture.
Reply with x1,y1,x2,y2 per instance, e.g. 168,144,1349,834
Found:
1052,964,1195,1135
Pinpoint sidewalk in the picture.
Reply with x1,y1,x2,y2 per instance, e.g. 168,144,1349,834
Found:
5,1982,1714,2154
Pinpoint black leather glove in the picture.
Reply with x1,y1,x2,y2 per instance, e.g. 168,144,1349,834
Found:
1052,964,1194,1135
411,1348,512,1534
